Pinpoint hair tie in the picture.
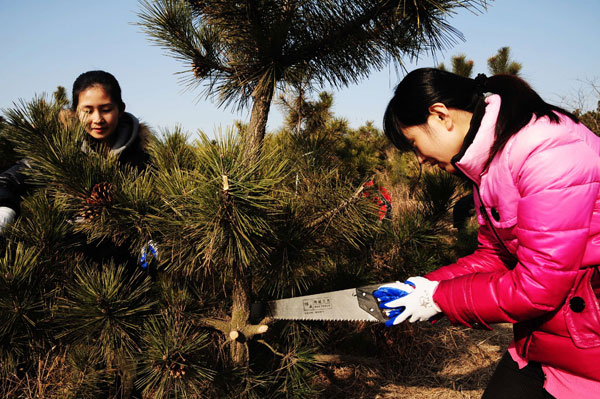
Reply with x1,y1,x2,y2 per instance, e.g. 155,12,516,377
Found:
474,73,487,96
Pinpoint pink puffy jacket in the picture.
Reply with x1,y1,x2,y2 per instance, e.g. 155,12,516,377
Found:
426,95,600,381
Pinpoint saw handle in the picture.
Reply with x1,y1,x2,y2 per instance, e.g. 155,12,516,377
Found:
356,284,389,322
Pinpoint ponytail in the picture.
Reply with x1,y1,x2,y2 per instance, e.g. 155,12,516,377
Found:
481,74,578,169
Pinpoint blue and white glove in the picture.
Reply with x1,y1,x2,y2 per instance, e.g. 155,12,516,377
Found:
0,206,16,233
373,276,441,327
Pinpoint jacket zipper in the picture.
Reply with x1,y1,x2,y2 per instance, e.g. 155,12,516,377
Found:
472,181,528,352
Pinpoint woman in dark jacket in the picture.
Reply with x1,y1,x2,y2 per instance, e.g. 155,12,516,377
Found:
0,70,152,230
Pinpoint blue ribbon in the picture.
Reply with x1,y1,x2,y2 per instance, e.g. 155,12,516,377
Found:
140,240,158,269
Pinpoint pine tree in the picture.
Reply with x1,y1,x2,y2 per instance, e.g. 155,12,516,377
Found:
438,54,474,77
137,0,486,157
487,46,522,75
137,0,486,369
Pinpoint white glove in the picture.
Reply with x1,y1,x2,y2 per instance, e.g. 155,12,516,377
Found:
373,276,441,326
0,206,16,233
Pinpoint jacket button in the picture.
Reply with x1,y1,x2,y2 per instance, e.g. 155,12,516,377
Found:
491,207,500,221
570,296,585,313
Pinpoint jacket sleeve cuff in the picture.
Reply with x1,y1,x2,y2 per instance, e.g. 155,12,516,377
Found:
433,273,493,330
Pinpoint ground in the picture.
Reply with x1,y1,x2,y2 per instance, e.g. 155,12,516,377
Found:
317,321,513,398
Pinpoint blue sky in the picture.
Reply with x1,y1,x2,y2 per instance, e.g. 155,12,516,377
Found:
1,1,599,137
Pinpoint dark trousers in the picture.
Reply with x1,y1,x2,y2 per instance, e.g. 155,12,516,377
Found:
482,352,555,399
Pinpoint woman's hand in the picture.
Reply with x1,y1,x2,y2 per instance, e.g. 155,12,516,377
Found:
373,276,441,327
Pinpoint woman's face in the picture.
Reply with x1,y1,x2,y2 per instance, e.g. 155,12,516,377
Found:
76,85,122,142
402,104,471,174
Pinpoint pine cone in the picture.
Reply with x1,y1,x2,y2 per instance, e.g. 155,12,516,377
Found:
169,361,186,379
81,182,114,220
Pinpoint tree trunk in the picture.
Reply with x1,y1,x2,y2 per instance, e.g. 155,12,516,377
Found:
244,89,274,161
229,261,252,366
230,84,274,366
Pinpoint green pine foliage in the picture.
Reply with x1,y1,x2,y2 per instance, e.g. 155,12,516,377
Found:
335,121,389,183
10,191,76,259
55,261,155,364
438,54,474,77
148,127,197,171
0,116,18,171
136,313,216,398
0,242,44,361
418,170,462,221
63,345,111,399
371,171,462,280
487,46,522,76
147,128,289,283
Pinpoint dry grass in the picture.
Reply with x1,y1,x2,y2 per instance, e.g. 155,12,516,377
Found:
316,320,513,399
1,321,511,399
0,346,109,399
1,349,69,399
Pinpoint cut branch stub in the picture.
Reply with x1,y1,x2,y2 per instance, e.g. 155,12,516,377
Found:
222,175,229,191
197,317,268,342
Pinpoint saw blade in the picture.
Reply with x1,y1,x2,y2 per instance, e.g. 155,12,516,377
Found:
265,285,387,322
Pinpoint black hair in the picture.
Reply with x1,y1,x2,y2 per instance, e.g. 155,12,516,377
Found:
71,70,125,112
383,67,578,169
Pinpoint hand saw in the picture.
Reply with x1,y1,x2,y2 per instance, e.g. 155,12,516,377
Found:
251,283,390,323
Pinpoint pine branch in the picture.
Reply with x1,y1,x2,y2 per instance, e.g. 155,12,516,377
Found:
137,314,216,397
139,0,486,109
307,177,371,230
55,262,156,364
280,0,477,87
195,317,229,333
0,243,44,353
281,0,402,69
138,0,232,79
196,316,268,342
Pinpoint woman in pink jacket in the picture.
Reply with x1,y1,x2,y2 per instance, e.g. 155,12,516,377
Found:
375,68,600,399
